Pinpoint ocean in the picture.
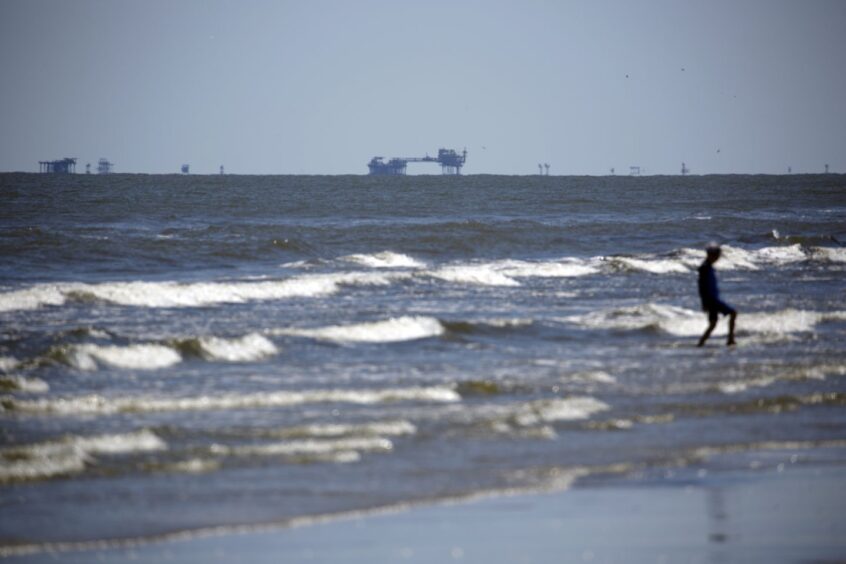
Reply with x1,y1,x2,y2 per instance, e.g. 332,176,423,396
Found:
1,173,845,553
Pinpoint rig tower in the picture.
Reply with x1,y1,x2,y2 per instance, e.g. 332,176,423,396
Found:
97,158,113,174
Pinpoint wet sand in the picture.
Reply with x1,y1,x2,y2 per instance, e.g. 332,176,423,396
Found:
7,450,844,564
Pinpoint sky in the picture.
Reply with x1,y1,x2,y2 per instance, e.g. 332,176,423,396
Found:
1,0,844,175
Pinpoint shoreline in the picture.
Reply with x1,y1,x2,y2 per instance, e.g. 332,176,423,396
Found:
3,445,845,563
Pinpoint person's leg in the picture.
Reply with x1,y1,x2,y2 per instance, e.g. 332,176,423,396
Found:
698,312,718,347
727,310,737,346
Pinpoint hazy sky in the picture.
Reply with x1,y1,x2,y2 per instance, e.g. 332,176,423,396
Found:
1,0,844,175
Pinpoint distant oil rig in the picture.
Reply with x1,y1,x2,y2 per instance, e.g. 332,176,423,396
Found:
38,157,78,174
368,148,467,175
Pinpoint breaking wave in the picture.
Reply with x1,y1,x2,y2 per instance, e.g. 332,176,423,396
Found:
452,396,610,439
427,265,521,287
62,343,182,371
567,304,846,338
342,251,426,269
179,333,278,362
605,244,842,275
0,356,20,372
0,429,166,482
257,420,418,440
0,272,404,313
2,244,839,315
1,386,461,416
0,375,49,393
210,436,394,462
272,316,445,343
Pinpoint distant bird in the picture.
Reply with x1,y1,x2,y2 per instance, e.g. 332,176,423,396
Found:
716,149,721,154
681,67,685,71
625,74,629,78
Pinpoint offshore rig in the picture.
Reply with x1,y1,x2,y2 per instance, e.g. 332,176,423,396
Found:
368,148,467,175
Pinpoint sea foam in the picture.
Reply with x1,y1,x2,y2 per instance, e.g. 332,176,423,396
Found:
493,259,600,278
0,375,49,393
67,344,182,371
1,386,461,416
272,316,445,343
568,304,846,338
0,272,393,313
428,265,521,287
194,333,278,362
342,251,426,269
0,429,166,482
0,356,20,373
211,436,394,458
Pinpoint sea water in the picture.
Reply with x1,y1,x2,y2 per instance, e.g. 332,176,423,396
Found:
1,173,845,550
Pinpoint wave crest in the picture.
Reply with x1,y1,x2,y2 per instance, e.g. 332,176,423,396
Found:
342,251,425,269
0,429,166,482
1,386,461,416
272,316,444,343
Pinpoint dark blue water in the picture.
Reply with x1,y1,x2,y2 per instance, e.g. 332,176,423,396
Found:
1,173,845,554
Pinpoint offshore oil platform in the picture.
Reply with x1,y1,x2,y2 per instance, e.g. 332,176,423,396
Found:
368,148,467,175
38,158,77,173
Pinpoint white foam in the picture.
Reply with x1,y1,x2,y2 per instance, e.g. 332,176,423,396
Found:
164,458,221,474
269,420,417,439
0,356,20,373
753,244,807,264
717,378,776,394
0,284,69,312
342,251,426,269
67,344,182,371
569,303,697,332
0,375,49,393
273,316,445,343
476,318,534,329
714,245,761,270
0,429,166,482
2,386,461,416
493,259,600,278
676,246,759,271
569,304,846,338
0,447,87,482
82,277,340,308
428,265,520,287
811,246,846,263
212,436,394,458
613,257,690,274
72,429,168,454
566,371,617,385
0,272,385,312
513,396,611,427
196,333,278,362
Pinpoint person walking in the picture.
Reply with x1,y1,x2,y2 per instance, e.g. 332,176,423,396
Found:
697,243,737,347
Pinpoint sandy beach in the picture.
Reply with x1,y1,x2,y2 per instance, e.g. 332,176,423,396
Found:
5,446,844,564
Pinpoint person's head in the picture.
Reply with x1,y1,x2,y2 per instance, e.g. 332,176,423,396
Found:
706,242,722,263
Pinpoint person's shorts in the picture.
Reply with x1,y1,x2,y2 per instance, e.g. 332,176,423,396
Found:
706,300,736,323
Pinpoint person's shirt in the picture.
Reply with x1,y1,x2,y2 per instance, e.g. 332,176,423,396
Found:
697,260,719,309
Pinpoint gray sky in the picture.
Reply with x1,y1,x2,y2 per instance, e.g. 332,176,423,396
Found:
1,0,844,175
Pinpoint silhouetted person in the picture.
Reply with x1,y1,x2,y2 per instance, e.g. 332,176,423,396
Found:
697,243,737,347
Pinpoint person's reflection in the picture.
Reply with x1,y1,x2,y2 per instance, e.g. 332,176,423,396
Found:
707,486,729,563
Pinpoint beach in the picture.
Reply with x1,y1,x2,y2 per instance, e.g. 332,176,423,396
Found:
4,444,844,563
